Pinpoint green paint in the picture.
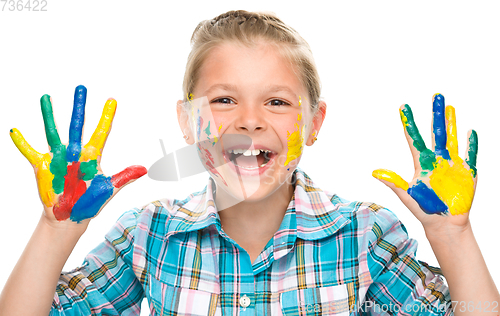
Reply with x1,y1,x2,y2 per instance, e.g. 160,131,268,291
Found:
420,148,436,171
40,94,62,149
10,129,13,133
401,104,427,152
50,145,67,194
204,121,211,137
81,159,98,181
466,130,478,176
401,105,436,171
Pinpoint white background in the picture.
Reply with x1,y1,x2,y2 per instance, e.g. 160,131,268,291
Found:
0,0,499,313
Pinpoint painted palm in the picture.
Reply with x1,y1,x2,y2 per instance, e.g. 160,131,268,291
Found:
373,94,478,216
10,85,147,223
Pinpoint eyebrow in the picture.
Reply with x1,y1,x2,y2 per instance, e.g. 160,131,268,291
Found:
203,84,298,100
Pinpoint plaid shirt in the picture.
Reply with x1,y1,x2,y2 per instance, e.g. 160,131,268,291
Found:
50,168,452,316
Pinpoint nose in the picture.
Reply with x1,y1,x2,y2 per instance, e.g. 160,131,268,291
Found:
234,103,267,133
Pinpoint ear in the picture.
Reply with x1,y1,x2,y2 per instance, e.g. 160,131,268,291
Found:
305,101,327,146
176,100,195,145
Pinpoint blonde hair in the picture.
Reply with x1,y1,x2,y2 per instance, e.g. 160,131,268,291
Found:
182,10,321,113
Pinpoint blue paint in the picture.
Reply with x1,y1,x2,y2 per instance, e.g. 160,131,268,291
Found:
67,85,87,162
432,94,450,159
407,180,448,215
70,174,114,222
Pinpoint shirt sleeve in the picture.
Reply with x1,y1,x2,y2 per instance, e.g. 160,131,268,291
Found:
364,207,452,316
49,208,146,316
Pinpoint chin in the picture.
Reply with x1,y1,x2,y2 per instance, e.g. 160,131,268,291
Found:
208,161,297,208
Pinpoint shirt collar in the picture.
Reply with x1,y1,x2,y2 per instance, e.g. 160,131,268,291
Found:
164,168,351,241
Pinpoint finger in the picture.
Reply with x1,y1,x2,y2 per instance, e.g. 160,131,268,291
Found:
399,104,435,172
80,98,117,161
110,165,148,189
445,105,459,159
10,128,56,207
465,129,478,177
372,169,409,191
67,85,87,162
431,93,450,159
10,128,43,166
40,94,63,150
69,166,147,223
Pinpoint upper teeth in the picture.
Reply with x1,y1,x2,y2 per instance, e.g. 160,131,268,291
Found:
228,149,272,156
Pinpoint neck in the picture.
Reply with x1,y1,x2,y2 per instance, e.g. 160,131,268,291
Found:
215,179,295,249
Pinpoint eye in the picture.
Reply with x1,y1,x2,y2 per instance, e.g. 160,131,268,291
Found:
267,99,290,107
212,98,235,104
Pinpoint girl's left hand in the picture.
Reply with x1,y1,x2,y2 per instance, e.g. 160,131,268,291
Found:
372,93,478,238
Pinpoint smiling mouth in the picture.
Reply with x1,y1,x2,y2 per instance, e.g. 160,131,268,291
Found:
224,148,276,170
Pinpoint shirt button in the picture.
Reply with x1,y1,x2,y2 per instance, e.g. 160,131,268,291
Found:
239,294,251,308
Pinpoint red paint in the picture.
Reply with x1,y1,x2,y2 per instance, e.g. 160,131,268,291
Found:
202,148,227,186
53,162,87,221
111,165,147,188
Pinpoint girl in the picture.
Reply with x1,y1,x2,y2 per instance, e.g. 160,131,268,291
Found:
1,9,499,316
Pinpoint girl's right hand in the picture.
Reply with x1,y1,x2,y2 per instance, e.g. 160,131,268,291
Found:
9,85,147,228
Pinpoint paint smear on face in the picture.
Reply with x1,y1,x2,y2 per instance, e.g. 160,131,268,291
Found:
284,97,306,166
212,124,223,145
200,146,227,186
284,123,305,166
190,96,228,186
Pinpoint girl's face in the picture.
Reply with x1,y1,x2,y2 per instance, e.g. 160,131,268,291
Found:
179,41,324,206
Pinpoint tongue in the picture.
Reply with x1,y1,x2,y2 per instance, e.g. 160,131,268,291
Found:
234,153,265,168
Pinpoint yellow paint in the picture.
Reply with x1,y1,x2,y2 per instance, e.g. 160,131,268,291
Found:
399,109,408,129
37,153,57,207
284,123,305,166
427,105,475,215
10,128,56,206
372,169,409,191
297,113,302,121
445,106,459,158
211,124,222,144
10,128,44,165
429,157,474,215
298,96,302,107
81,99,117,161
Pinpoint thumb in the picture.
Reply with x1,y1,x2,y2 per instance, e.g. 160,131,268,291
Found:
110,165,148,189
372,169,413,207
372,169,425,219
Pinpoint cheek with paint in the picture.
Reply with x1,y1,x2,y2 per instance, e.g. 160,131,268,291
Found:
190,96,227,186
373,93,478,216
284,96,306,168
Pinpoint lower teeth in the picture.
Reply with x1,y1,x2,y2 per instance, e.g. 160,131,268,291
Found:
233,162,268,170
